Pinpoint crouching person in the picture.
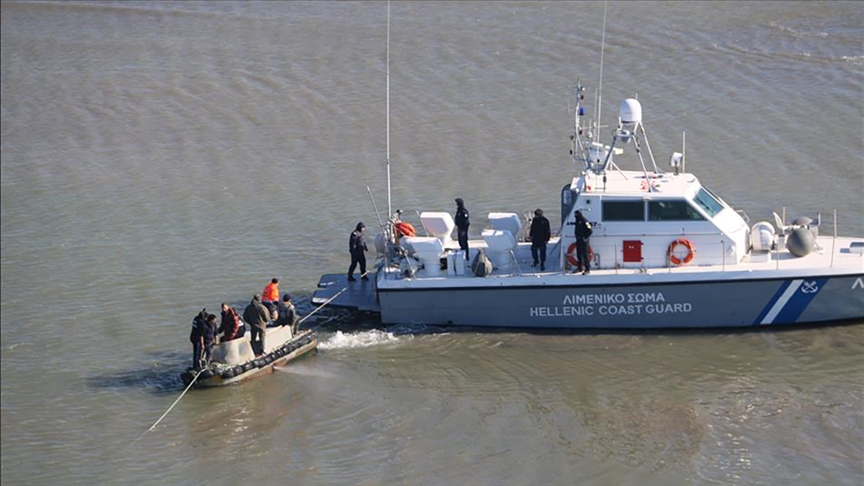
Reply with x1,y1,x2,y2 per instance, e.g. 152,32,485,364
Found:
275,293,299,335
219,303,242,342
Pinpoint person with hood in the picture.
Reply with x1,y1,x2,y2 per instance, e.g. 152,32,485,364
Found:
243,294,271,356
529,208,552,271
454,198,470,260
574,209,593,275
348,222,368,282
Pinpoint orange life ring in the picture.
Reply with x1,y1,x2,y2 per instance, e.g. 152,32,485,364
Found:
394,221,416,238
667,238,695,266
566,242,594,268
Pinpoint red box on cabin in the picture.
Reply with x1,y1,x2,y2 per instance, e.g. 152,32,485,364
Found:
623,240,642,262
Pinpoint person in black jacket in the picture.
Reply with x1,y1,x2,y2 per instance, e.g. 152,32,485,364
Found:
275,293,298,334
189,309,207,370
454,198,470,260
529,208,552,271
348,222,368,282
190,309,218,370
574,209,593,275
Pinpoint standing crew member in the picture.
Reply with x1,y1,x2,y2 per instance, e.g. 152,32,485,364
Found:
348,222,368,282
190,309,207,370
574,209,593,275
454,198,470,260
243,294,271,356
529,208,552,271
202,313,218,363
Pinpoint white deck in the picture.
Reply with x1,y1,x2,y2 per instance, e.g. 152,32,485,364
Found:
378,236,864,289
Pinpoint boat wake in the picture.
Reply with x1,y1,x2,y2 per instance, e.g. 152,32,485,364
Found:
318,330,405,350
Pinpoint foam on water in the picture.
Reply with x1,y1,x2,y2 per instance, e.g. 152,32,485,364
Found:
318,329,405,350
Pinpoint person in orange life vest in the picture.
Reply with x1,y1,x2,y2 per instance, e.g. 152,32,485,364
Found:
262,277,280,314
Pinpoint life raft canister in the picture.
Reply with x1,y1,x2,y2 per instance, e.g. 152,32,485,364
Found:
394,221,417,238
566,242,594,268
667,238,696,265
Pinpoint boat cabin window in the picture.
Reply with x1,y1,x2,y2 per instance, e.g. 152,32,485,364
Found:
648,200,705,221
603,200,644,221
692,188,724,218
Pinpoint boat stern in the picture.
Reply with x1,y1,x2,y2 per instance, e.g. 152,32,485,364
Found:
312,273,381,312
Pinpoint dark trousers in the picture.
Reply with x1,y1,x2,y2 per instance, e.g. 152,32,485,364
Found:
531,243,547,266
192,341,203,370
348,252,366,277
576,237,591,272
250,326,266,355
457,228,469,258
192,340,212,370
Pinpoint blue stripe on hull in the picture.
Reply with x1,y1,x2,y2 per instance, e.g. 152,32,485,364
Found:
773,278,828,324
752,280,795,325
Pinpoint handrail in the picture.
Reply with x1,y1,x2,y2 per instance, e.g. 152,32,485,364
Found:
508,249,523,276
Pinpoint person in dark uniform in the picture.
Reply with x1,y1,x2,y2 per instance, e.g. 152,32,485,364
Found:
348,222,368,282
201,313,218,364
189,309,207,370
574,209,593,274
454,198,470,260
529,208,552,271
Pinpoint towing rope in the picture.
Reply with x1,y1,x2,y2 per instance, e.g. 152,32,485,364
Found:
136,368,203,441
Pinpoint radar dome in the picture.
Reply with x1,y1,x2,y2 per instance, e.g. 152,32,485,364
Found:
786,227,815,257
750,222,776,252
619,99,642,125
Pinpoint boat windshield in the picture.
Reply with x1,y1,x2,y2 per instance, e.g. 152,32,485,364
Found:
692,187,724,218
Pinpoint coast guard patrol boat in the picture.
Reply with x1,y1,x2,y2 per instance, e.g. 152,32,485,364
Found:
313,81,864,329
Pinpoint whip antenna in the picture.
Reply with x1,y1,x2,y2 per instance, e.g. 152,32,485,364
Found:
386,0,392,219
596,0,607,131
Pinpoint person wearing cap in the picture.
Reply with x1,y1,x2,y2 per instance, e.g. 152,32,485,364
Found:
275,293,298,334
243,294,271,356
574,209,593,275
348,221,368,282
454,198,470,260
529,208,552,271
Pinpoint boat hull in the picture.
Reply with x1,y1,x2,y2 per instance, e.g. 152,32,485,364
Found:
180,330,318,388
377,274,864,329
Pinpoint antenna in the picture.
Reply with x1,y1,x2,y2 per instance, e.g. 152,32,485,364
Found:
596,0,607,132
386,0,392,219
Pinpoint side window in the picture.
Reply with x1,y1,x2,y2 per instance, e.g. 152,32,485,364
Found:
693,188,724,218
603,201,644,221
648,200,705,221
